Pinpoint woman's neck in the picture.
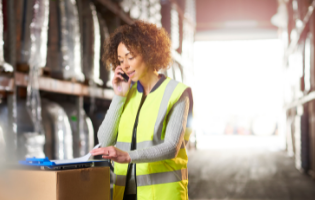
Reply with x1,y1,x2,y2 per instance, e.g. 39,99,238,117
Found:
139,71,160,96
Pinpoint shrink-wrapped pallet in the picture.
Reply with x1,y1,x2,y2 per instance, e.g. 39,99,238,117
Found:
41,99,73,160
59,102,94,158
0,0,13,72
77,0,103,85
98,14,113,88
47,0,84,82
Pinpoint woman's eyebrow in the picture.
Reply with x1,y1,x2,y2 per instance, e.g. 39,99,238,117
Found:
118,52,130,58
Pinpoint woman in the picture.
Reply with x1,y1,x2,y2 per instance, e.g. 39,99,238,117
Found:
90,21,193,200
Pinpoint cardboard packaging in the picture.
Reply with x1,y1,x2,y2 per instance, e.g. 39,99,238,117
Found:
0,166,110,200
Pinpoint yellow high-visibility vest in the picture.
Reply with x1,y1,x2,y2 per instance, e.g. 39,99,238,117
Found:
113,77,193,200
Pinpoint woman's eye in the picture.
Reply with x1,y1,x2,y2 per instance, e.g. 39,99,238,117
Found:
129,57,134,61
119,60,123,64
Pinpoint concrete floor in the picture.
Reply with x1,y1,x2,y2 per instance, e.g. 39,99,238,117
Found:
187,149,315,200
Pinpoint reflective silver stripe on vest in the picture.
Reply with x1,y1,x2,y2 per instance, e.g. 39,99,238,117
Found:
136,168,188,186
115,174,127,186
153,80,179,143
116,142,131,151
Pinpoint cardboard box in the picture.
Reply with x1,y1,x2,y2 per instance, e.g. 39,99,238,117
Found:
0,167,110,200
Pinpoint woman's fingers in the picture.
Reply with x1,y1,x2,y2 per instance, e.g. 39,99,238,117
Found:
91,146,130,163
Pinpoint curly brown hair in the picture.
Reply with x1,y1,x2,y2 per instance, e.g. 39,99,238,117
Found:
102,21,172,71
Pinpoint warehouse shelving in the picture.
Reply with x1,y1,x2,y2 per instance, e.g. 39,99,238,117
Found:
283,0,315,179
284,0,315,109
0,73,114,99
0,0,195,160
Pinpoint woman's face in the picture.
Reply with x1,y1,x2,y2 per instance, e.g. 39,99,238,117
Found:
117,42,148,82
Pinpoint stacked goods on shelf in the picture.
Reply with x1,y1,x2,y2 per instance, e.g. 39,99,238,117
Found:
129,0,141,20
184,0,196,23
41,99,73,160
98,14,113,88
304,32,312,94
47,0,84,82
139,0,149,21
166,65,175,79
171,4,180,50
148,0,162,26
288,45,304,100
120,0,132,13
77,0,103,86
0,102,8,160
16,100,45,159
173,61,183,82
26,0,50,154
182,0,195,86
16,0,33,67
125,0,161,25
0,0,13,73
59,102,94,157
88,109,107,148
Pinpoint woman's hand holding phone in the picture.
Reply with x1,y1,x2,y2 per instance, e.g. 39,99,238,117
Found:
112,66,132,97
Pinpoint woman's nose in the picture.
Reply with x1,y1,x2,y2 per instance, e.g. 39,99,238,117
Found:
122,60,130,70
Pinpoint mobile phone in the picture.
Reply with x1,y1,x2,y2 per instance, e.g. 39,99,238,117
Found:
119,72,129,82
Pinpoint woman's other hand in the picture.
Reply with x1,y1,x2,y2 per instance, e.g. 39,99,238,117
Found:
112,66,132,97
90,146,131,163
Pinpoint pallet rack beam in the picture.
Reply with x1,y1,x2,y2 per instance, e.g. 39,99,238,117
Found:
7,72,114,100
285,91,315,110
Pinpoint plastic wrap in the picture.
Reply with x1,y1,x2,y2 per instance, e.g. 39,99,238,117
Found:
19,0,34,64
59,0,84,82
0,103,8,161
78,1,102,85
59,103,94,157
148,0,161,25
90,3,102,86
22,133,45,158
120,0,132,13
98,14,113,88
26,0,49,144
0,125,4,162
171,4,179,50
130,0,141,19
89,110,107,145
0,103,6,162
0,0,13,72
15,100,45,158
42,99,73,160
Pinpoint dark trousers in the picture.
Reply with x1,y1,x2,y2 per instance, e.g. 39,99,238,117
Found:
123,194,137,200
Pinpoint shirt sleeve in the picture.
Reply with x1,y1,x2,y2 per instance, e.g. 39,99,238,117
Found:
97,95,126,147
127,90,190,163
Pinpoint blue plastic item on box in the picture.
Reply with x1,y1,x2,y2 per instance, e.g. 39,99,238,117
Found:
19,157,56,167
19,157,107,170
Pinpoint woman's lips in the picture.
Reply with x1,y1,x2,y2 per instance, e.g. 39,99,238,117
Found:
127,71,135,77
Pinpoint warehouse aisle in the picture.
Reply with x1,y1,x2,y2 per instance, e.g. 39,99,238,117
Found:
188,149,315,200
